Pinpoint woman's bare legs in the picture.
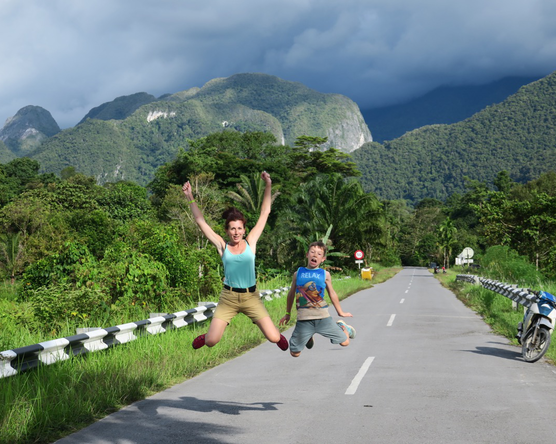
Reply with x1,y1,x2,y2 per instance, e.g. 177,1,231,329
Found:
205,318,228,347
256,316,281,342
194,316,287,350
192,318,227,349
256,316,288,350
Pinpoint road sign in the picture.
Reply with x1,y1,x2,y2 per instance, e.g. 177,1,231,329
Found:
354,250,364,260
462,247,474,258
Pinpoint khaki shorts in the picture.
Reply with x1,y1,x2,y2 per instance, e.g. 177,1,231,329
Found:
213,287,270,324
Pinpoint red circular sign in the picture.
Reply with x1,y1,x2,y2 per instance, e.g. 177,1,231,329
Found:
354,250,364,260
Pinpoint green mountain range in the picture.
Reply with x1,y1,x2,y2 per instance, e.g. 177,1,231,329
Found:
351,71,556,203
2,71,556,204
361,76,540,143
22,73,371,184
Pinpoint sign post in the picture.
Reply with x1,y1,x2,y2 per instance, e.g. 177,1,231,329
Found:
462,247,474,268
354,250,364,269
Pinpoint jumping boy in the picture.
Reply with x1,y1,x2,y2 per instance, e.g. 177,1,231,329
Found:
279,241,356,357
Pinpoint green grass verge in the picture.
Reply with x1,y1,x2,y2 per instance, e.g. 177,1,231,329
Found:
435,268,556,366
0,272,400,444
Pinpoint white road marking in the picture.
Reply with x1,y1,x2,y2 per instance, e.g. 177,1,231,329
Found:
345,357,375,395
400,299,405,304
387,314,396,326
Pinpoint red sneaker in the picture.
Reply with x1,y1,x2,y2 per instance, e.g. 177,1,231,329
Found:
277,334,289,351
192,334,206,349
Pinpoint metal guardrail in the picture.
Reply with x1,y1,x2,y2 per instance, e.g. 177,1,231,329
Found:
0,286,290,379
455,274,540,308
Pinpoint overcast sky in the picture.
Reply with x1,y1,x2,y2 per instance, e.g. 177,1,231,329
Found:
1,0,556,129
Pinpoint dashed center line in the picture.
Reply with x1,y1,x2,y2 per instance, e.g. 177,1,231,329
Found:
400,298,405,304
387,314,396,326
345,357,375,395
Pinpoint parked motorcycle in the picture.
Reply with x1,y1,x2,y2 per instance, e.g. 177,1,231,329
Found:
516,290,556,363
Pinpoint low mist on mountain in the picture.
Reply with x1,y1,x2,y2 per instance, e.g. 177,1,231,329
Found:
362,76,541,143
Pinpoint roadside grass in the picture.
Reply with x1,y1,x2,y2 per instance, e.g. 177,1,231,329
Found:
434,267,556,365
367,264,403,285
0,272,396,444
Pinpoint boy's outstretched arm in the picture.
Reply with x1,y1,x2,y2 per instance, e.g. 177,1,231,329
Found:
279,271,297,325
325,271,353,318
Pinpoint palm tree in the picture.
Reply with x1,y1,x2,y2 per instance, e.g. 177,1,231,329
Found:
292,224,346,269
287,173,384,265
438,217,457,269
0,231,25,284
227,172,281,215
162,173,225,248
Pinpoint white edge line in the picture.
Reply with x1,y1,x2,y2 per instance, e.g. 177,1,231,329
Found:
345,357,375,395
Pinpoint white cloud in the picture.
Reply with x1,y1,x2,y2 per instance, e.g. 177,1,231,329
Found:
0,0,555,128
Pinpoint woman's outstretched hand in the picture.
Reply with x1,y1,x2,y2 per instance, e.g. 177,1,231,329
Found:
261,171,271,184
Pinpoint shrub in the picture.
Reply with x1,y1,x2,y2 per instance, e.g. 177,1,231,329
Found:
99,242,169,309
66,209,117,259
0,299,39,348
481,245,542,285
20,242,97,298
26,284,110,335
126,221,222,300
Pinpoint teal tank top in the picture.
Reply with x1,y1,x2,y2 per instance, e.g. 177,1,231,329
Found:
222,241,256,288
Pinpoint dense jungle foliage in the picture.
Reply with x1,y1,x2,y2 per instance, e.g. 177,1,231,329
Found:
2,131,556,340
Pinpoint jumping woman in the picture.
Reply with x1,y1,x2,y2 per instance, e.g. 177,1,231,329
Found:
182,171,288,351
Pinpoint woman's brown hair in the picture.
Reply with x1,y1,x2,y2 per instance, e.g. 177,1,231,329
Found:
222,208,247,229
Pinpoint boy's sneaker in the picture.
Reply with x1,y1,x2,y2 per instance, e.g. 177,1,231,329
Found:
337,320,356,339
192,334,206,349
277,334,289,351
306,336,314,349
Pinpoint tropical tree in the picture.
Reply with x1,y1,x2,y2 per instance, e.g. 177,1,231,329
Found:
0,157,42,207
493,170,514,194
174,173,226,249
147,131,285,201
380,199,411,263
285,173,383,268
97,181,153,221
227,172,281,224
0,231,24,284
397,198,445,266
438,217,458,268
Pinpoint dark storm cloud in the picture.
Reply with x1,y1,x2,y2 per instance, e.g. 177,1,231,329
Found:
1,0,555,129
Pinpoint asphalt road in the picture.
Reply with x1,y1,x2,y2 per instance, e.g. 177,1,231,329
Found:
55,268,556,444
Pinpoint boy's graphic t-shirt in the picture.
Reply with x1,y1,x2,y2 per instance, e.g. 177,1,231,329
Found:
295,267,330,321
